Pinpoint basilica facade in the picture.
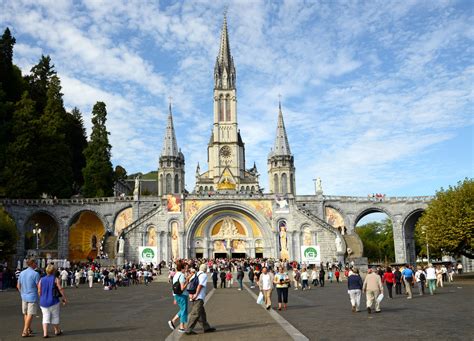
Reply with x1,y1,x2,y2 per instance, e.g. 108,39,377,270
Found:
3,16,432,267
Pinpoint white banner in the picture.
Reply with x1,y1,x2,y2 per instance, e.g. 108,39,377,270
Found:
301,245,321,264
139,246,158,264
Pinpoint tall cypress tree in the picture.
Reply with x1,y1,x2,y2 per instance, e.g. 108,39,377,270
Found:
0,28,24,102
65,107,87,193
36,75,73,198
82,102,114,197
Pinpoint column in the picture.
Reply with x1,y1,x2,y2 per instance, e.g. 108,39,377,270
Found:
294,231,301,262
392,215,407,264
163,232,170,264
203,237,209,258
58,219,69,259
159,232,164,263
179,232,185,258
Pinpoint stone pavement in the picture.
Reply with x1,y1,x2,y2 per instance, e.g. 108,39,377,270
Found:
166,284,304,341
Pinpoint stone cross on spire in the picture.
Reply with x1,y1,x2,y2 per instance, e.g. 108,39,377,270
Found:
273,97,292,156
161,100,179,157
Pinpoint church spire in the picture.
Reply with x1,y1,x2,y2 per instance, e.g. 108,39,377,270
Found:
214,11,236,90
161,101,179,157
272,99,291,156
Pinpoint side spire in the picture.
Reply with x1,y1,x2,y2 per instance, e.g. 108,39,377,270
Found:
214,11,236,90
273,99,291,156
161,101,179,157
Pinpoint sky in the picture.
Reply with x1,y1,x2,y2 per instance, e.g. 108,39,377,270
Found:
1,0,473,198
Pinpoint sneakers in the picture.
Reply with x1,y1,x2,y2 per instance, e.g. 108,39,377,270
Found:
238,288,242,291
178,328,185,333
168,321,175,331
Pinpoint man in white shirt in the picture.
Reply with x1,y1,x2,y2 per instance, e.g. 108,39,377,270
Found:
258,267,274,310
60,268,68,288
87,268,94,288
185,264,216,335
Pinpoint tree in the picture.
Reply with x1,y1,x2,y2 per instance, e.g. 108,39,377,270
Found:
66,107,87,192
356,218,395,263
25,55,56,115
0,28,25,102
82,102,114,197
36,75,73,198
416,179,474,259
114,165,127,180
3,92,39,197
0,206,18,259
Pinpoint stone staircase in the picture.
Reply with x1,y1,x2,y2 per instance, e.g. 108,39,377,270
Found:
343,234,364,258
296,206,339,232
121,205,162,237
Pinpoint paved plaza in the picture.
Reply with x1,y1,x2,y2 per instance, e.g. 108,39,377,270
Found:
1,274,473,341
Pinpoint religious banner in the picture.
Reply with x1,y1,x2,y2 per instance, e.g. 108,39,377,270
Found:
139,246,158,264
167,194,181,213
301,245,320,264
274,194,289,214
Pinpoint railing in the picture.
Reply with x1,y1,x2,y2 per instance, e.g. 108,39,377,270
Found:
122,206,162,236
297,195,434,202
295,206,337,232
0,196,135,205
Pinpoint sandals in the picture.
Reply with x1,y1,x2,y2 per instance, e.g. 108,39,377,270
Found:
55,330,63,336
21,332,31,338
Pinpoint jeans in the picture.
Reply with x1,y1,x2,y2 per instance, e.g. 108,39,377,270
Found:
276,287,288,303
237,279,243,290
386,282,393,298
418,281,425,295
395,282,402,295
428,279,436,295
348,289,361,311
302,279,309,289
319,277,325,287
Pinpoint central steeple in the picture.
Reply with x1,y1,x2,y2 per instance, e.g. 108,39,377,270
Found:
214,12,236,90
194,14,260,193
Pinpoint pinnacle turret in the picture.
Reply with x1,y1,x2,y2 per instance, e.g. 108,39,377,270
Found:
272,100,291,156
214,12,236,90
161,102,179,157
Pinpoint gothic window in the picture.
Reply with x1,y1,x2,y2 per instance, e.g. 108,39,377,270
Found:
274,174,279,193
281,173,288,194
174,174,179,193
225,95,231,121
290,174,294,194
159,174,163,195
219,96,224,121
166,174,172,194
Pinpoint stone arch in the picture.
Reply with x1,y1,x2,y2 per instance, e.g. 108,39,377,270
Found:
353,206,394,231
185,202,275,258
68,210,108,261
23,210,60,255
112,206,133,236
402,209,425,264
324,204,350,233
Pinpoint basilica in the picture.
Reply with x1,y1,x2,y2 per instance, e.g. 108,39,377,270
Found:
4,16,432,268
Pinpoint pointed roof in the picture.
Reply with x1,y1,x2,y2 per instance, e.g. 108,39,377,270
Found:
161,102,179,157
272,100,292,156
214,12,236,89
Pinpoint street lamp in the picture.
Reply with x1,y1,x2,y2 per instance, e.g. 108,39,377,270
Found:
421,226,429,263
32,223,41,251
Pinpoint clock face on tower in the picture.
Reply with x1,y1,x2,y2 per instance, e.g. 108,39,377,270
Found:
220,145,232,160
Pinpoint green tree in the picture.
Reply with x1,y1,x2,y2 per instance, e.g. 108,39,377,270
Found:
356,218,395,263
82,102,114,197
0,28,25,102
66,107,87,192
0,206,18,258
416,179,474,259
3,92,39,197
25,55,56,115
36,75,73,198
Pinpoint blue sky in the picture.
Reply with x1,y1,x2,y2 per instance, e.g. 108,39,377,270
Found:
1,0,473,196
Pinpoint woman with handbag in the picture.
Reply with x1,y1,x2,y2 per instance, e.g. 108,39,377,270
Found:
273,266,290,310
38,264,67,338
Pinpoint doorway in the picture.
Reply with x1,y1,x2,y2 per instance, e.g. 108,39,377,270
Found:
231,253,246,258
196,252,203,259
255,252,263,258
214,253,227,259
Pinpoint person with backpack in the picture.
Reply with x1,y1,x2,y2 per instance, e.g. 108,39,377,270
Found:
185,264,216,335
168,261,192,333
415,266,427,296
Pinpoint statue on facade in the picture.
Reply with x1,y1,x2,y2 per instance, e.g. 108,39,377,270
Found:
335,235,343,253
133,176,140,198
316,177,323,193
118,237,125,254
216,217,240,237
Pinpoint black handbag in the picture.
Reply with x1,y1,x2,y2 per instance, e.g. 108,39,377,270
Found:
53,283,62,298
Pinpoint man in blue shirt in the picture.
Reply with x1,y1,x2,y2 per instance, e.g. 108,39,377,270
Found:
17,258,40,337
401,265,414,299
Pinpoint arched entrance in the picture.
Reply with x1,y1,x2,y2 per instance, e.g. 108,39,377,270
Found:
186,203,274,259
403,209,425,264
68,211,106,262
354,208,394,264
24,211,59,258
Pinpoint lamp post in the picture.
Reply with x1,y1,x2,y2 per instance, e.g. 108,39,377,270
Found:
32,223,42,251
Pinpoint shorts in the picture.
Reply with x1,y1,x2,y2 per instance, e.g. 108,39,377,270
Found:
40,303,60,324
22,301,37,315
